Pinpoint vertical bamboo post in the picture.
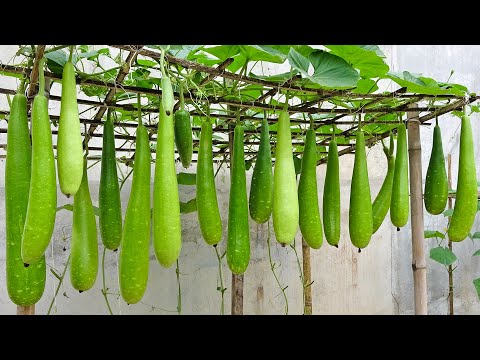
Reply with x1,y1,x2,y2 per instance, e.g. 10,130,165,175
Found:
301,239,312,315
407,104,428,315
228,121,244,315
447,154,454,315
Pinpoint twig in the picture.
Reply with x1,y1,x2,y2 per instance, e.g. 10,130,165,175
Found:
100,247,114,315
176,260,182,315
47,255,70,315
214,245,227,315
266,221,288,314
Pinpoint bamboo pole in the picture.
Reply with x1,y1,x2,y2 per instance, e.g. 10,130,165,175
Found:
17,305,35,315
447,154,454,315
301,239,312,315
228,121,244,315
407,104,428,315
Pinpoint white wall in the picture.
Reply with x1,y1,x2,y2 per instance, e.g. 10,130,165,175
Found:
0,45,479,314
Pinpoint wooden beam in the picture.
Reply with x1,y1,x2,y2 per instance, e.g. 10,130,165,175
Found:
407,104,428,315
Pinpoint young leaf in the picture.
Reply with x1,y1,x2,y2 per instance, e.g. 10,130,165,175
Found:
424,230,445,239
180,198,197,213
472,249,480,257
430,246,457,266
443,208,454,217
177,172,197,185
472,232,480,240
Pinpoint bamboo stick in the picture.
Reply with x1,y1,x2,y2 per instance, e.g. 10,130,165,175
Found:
407,104,428,315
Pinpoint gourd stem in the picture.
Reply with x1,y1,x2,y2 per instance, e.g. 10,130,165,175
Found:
137,94,142,126
38,58,45,97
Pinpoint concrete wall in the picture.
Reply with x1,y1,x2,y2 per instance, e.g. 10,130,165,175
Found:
0,45,479,314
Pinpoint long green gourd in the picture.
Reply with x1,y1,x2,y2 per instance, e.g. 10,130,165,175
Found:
349,128,373,249
372,134,396,234
70,160,98,292
424,118,448,215
227,125,250,274
99,109,122,250
153,100,182,267
390,123,409,228
197,119,223,245
6,82,46,305
57,51,84,196
21,58,57,265
273,109,299,245
119,96,151,304
323,137,340,247
448,113,478,242
249,116,273,224
174,83,193,168
298,127,323,249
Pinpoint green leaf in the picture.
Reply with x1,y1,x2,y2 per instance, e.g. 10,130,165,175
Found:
472,249,480,257
168,45,202,60
177,172,196,185
270,45,317,58
239,45,286,63
293,154,302,175
93,206,100,217
136,59,158,67
204,45,240,61
249,70,298,83
474,278,480,299
443,208,454,217
245,159,253,171
308,50,360,89
45,50,67,75
352,78,379,94
424,230,445,239
325,45,390,78
56,203,73,212
386,71,466,96
56,203,99,216
180,198,197,213
288,48,310,78
472,232,480,239
430,246,457,266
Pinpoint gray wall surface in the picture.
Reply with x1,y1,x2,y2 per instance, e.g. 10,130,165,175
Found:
0,45,479,314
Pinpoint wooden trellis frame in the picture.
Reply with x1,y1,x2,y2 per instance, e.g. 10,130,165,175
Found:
1,44,478,315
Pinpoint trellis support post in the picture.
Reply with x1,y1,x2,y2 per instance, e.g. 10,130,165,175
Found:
407,104,428,315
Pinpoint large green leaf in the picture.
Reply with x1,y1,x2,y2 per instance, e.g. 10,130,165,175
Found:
352,78,379,94
309,50,360,88
45,50,67,75
308,50,360,89
325,45,390,78
270,45,317,58
386,71,467,96
430,246,457,266
239,45,286,63
204,45,241,61
288,48,310,78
